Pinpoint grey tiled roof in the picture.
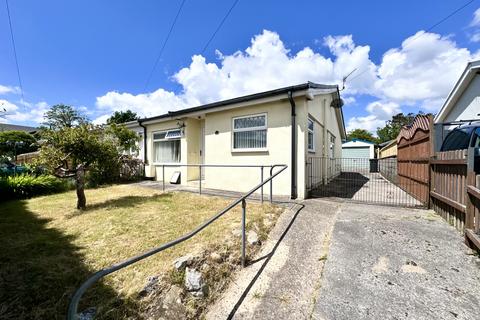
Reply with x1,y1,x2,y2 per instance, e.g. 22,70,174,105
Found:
0,123,38,133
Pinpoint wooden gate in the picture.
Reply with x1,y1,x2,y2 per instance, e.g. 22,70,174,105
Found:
396,115,433,206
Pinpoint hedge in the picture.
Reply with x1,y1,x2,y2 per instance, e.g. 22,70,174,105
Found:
0,174,70,201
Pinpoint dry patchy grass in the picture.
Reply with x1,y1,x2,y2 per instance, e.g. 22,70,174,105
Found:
0,184,281,319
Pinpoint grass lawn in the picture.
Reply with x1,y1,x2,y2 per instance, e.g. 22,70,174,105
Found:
0,184,282,319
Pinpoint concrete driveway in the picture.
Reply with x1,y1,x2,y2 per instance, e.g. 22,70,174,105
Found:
207,199,480,320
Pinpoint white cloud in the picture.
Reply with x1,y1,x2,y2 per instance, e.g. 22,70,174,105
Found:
470,8,480,27
375,31,476,103
96,88,187,117
347,101,400,132
96,29,478,134
0,99,49,125
469,8,480,42
92,114,111,125
0,99,19,113
96,30,377,116
347,115,385,133
0,85,19,95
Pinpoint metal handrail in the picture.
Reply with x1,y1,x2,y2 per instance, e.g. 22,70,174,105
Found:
158,164,280,203
66,164,288,319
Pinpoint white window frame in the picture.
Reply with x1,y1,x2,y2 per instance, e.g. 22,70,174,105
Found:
308,117,315,152
231,113,268,152
152,128,183,164
329,134,336,158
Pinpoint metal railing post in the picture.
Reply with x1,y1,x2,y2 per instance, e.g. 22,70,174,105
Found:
162,165,165,192
269,166,274,203
199,165,202,195
260,166,264,203
241,199,246,267
66,164,288,319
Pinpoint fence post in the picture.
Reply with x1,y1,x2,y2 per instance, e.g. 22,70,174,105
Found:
199,165,202,195
260,166,264,203
241,199,246,267
466,147,476,229
162,165,165,192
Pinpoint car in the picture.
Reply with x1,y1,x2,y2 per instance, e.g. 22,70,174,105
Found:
440,122,480,172
0,162,29,175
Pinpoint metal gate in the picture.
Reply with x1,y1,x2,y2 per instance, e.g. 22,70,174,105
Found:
306,157,426,207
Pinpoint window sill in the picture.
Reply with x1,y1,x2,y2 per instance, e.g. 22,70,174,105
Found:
231,148,268,153
308,150,316,154
152,162,182,166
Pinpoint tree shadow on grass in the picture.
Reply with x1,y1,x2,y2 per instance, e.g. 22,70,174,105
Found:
0,199,142,320
78,193,174,214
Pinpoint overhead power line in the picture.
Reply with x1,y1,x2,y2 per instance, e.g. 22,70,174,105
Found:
348,0,476,83
5,0,25,103
201,0,240,54
144,0,187,91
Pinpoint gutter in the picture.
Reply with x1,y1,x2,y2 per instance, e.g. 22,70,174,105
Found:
288,91,297,199
138,120,148,166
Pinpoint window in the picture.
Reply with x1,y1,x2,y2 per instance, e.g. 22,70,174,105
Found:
232,114,267,150
441,127,473,151
471,127,480,148
329,135,335,158
153,129,182,163
308,118,314,152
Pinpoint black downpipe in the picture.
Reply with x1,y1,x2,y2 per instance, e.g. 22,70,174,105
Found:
138,120,148,169
288,91,297,199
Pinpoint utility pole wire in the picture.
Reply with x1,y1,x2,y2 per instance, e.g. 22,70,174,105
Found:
5,0,25,103
201,0,240,54
144,0,187,91
348,0,476,83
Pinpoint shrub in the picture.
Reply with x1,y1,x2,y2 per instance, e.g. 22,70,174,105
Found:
0,174,70,201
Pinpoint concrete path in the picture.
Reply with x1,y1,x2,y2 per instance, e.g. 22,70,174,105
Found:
313,203,480,320
206,199,341,319
207,200,480,320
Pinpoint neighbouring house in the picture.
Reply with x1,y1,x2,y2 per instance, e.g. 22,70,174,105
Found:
376,139,398,184
124,120,145,161
434,60,480,147
377,139,397,159
342,139,375,158
0,123,38,133
341,139,375,171
126,82,346,199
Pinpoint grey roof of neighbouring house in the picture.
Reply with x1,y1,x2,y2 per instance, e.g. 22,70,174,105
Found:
0,123,38,133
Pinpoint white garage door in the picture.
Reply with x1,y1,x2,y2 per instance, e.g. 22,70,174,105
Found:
342,147,370,158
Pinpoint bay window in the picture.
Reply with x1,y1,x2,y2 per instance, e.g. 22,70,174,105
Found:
232,113,267,150
153,129,181,163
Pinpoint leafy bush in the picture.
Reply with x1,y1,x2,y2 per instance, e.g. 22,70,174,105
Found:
0,174,70,201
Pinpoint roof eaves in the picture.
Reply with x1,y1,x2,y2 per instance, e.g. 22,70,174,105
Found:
139,82,338,123
434,60,480,123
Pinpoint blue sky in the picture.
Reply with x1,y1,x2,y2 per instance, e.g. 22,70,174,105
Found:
1,0,479,133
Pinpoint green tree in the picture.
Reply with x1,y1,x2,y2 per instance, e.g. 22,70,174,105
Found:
376,112,432,143
347,128,378,144
0,130,38,161
106,110,139,124
43,104,87,129
37,123,139,209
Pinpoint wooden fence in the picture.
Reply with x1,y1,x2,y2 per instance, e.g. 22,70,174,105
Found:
430,149,480,249
396,115,433,205
394,116,480,251
430,150,468,231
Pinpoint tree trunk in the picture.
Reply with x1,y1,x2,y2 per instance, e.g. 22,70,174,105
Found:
76,164,87,210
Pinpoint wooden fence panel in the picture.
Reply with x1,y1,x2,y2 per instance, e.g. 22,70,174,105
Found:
430,150,468,231
396,115,433,205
